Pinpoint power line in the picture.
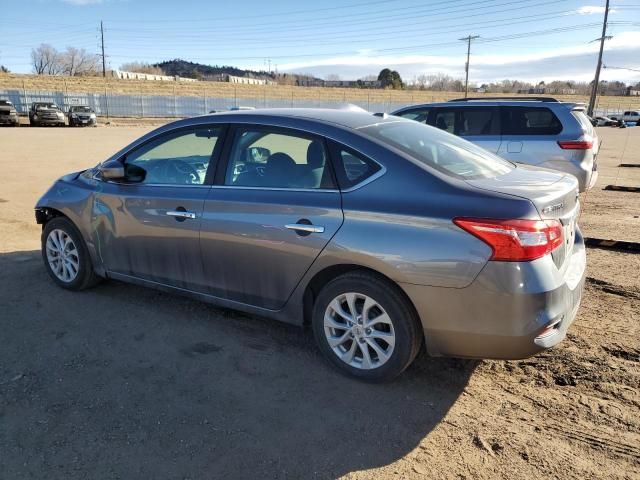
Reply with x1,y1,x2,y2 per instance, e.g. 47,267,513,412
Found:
103,22,612,63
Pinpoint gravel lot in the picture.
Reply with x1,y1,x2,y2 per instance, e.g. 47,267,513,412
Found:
0,123,638,479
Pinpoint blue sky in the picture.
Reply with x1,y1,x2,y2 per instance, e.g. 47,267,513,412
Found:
1,0,639,84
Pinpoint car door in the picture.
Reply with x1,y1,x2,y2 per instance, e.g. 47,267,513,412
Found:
199,125,344,310
497,106,563,166
428,106,501,153
93,125,224,291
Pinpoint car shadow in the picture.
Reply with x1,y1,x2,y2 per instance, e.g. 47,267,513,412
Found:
0,250,475,479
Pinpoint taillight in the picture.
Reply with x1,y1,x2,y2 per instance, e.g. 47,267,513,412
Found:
557,140,593,150
453,218,563,261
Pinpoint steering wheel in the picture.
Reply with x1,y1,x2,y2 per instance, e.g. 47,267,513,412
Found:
164,159,200,184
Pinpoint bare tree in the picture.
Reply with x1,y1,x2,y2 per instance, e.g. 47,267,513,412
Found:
326,74,341,81
119,62,164,75
62,47,99,76
31,44,62,75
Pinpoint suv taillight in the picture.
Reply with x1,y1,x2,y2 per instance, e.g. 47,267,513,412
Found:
454,218,563,262
557,140,593,150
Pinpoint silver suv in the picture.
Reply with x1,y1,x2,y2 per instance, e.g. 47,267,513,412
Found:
392,97,598,192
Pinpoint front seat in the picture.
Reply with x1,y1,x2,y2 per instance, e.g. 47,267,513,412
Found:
264,152,296,187
300,141,326,188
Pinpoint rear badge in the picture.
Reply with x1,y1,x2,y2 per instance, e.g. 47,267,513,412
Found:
543,203,564,214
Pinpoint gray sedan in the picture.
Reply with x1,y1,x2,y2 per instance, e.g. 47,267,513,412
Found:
35,109,586,381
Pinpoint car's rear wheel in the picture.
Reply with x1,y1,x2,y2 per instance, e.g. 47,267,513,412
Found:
41,217,101,290
312,271,422,382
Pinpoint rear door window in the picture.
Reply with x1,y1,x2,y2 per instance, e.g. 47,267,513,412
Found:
431,109,455,134
428,107,497,136
501,107,562,135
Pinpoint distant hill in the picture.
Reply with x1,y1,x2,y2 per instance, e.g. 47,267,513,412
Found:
154,59,271,80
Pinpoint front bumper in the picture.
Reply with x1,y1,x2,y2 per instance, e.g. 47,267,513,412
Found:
33,116,65,124
71,116,96,126
0,115,19,125
401,228,587,360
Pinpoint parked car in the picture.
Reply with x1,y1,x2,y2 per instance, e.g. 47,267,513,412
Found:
35,109,586,381
622,110,640,123
0,99,20,126
29,102,65,127
586,114,597,126
594,116,615,126
67,105,97,127
392,97,599,192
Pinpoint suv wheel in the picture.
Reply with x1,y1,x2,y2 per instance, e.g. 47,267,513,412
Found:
312,271,422,382
41,217,101,290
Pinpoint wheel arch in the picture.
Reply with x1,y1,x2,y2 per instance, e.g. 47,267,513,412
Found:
301,263,421,328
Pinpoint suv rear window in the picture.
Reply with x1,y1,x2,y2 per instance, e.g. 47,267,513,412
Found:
501,107,562,135
360,121,513,180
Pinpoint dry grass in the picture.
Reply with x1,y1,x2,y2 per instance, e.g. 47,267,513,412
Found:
1,73,640,110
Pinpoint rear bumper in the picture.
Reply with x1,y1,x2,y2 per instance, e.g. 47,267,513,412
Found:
401,228,586,360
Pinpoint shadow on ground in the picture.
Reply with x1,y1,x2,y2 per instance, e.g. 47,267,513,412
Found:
0,250,474,479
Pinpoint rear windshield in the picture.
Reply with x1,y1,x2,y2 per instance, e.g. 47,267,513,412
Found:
359,121,513,180
0,100,12,106
36,103,58,110
71,106,92,112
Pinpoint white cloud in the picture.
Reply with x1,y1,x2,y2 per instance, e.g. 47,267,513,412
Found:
61,0,103,5
273,31,640,84
577,6,607,14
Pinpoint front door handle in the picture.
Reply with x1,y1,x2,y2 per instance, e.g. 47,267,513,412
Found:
285,224,325,234
167,210,196,220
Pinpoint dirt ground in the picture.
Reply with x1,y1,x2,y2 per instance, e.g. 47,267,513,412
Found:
0,123,638,479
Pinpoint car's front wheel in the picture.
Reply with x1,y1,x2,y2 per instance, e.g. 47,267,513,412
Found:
41,217,101,290
312,271,422,382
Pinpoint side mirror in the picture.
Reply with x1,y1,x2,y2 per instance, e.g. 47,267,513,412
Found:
99,159,125,180
249,146,270,162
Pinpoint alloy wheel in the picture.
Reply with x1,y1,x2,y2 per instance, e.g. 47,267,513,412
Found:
45,229,79,282
323,292,396,370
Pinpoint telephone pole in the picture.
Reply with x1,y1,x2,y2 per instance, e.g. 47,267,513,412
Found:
587,0,610,116
100,21,106,77
459,35,479,98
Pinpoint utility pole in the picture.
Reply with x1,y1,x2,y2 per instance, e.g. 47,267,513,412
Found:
100,21,106,77
587,0,610,116
459,35,479,98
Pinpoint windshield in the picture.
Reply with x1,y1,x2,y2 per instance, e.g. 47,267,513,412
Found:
360,120,513,180
36,103,58,110
71,106,92,113
0,100,11,107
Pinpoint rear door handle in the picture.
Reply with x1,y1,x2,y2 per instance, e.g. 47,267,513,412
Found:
167,210,196,219
285,224,325,233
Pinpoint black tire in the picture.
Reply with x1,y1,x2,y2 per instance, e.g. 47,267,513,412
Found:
312,271,422,382
41,217,102,291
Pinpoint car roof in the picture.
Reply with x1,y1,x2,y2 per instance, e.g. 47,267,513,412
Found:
392,100,579,112
196,108,406,130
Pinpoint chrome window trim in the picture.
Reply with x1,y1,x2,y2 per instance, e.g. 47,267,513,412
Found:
340,165,387,193
210,185,340,193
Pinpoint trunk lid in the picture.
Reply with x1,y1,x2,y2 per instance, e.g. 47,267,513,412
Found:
466,163,580,269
